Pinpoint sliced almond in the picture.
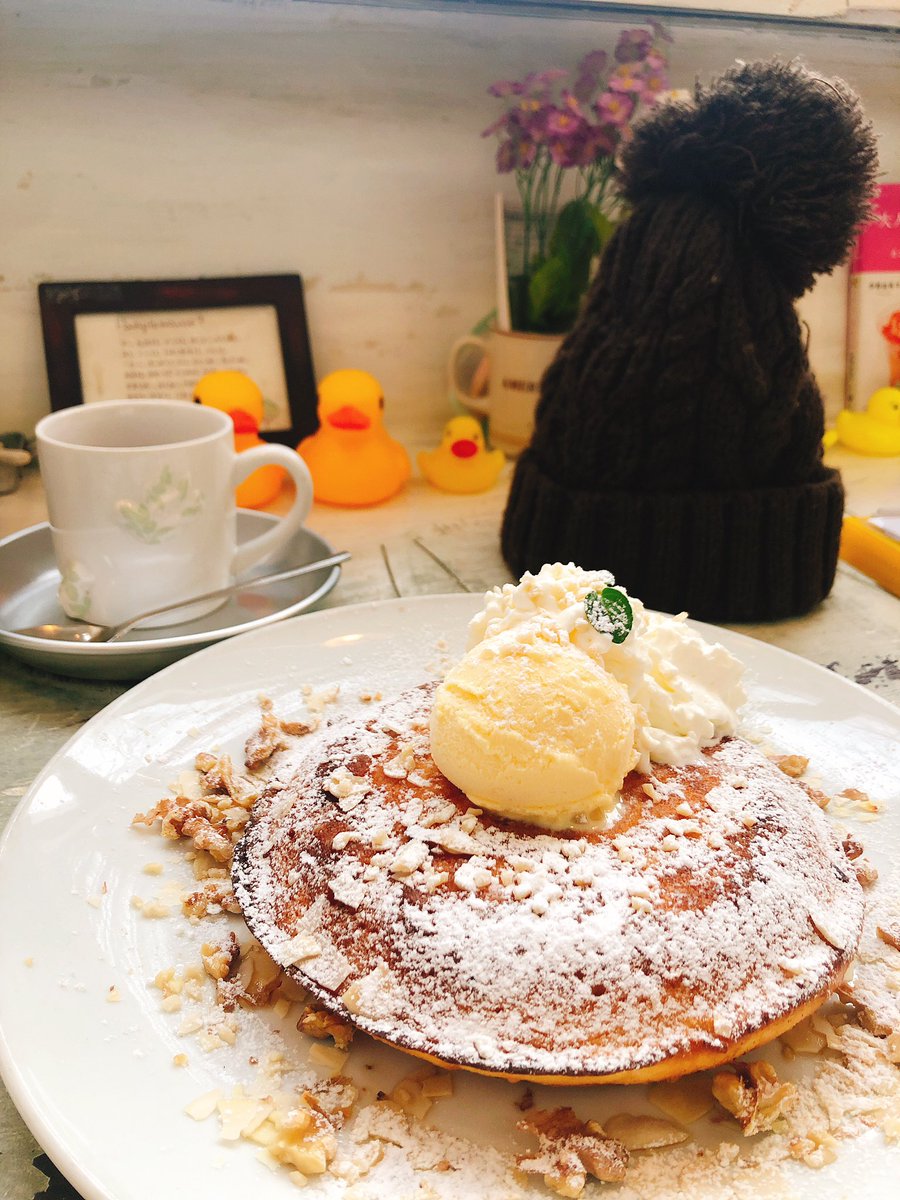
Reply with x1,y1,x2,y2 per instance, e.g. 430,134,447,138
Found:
648,1075,714,1125
184,1089,221,1121
602,1113,689,1150
810,912,844,951
780,1017,827,1055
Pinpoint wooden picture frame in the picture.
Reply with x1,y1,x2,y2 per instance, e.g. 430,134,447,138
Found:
38,274,319,446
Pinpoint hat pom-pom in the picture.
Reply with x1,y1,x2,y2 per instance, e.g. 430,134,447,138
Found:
621,60,879,296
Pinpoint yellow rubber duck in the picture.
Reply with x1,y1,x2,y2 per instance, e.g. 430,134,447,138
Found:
193,370,284,507
297,369,410,506
835,386,900,456
418,415,506,494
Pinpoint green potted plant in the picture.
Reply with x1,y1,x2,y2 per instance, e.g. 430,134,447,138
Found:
483,23,673,334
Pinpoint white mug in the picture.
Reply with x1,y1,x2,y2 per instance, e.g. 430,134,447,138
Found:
35,399,314,626
448,327,564,456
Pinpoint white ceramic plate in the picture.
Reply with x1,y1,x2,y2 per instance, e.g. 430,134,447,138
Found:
0,595,898,1200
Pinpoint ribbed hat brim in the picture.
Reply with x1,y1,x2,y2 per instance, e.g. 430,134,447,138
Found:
501,452,844,623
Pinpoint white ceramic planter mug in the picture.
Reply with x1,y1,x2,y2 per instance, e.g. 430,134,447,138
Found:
448,327,564,456
35,400,314,627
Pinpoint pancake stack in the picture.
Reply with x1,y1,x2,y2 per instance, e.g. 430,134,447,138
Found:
233,683,863,1084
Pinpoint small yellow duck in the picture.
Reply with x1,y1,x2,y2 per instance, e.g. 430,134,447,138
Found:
418,415,506,494
193,369,284,507
835,386,900,456
297,369,410,506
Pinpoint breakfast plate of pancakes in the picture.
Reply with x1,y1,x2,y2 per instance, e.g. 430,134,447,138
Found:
0,593,898,1199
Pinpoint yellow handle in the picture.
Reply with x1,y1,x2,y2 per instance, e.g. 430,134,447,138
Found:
839,516,900,599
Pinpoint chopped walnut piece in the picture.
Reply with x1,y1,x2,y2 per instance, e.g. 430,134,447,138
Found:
215,938,294,1011
198,753,256,809
801,782,830,809
280,717,318,737
244,709,288,770
517,1108,628,1197
788,1129,839,1169
840,836,878,885
134,796,235,862
201,932,239,982
133,794,207,833
183,878,241,919
841,835,864,861
854,859,879,887
298,1002,355,1050
773,754,808,779
877,923,900,952
712,1061,797,1135
180,814,234,862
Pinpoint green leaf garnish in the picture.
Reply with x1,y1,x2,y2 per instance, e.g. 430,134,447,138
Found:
584,587,633,644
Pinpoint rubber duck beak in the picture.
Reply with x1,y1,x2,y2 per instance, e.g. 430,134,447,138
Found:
229,408,259,434
327,404,371,431
450,438,478,459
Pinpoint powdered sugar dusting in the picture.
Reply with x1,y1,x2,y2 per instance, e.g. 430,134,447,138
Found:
233,685,864,1079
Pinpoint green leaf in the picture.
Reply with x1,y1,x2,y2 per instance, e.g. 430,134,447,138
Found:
527,255,575,331
525,198,604,332
550,197,601,269
508,273,533,332
590,208,617,253
584,587,634,644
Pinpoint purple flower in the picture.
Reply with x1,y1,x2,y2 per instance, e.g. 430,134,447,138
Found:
548,134,586,168
481,114,511,138
496,136,536,173
548,120,617,168
513,97,553,142
645,49,668,72
641,71,669,102
582,123,617,161
594,90,635,126
615,29,652,64
572,73,596,103
545,106,586,137
487,79,525,98
608,64,645,94
571,51,608,103
578,49,608,77
521,68,568,96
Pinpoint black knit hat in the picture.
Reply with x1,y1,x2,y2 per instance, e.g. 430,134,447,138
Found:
502,60,878,622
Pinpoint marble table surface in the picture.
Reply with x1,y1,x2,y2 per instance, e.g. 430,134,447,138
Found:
1,451,898,1199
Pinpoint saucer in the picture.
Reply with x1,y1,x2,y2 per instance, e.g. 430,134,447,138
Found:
0,512,341,681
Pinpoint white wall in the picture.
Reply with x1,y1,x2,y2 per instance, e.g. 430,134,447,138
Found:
1,0,898,437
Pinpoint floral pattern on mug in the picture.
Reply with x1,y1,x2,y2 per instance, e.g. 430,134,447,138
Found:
115,467,205,544
58,561,93,620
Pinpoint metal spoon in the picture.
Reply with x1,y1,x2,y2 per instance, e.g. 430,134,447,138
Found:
13,551,350,643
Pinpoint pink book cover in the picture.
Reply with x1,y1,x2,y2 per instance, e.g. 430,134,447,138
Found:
846,184,900,410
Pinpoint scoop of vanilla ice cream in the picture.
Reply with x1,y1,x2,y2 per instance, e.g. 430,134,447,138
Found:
430,622,637,828
465,563,746,774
